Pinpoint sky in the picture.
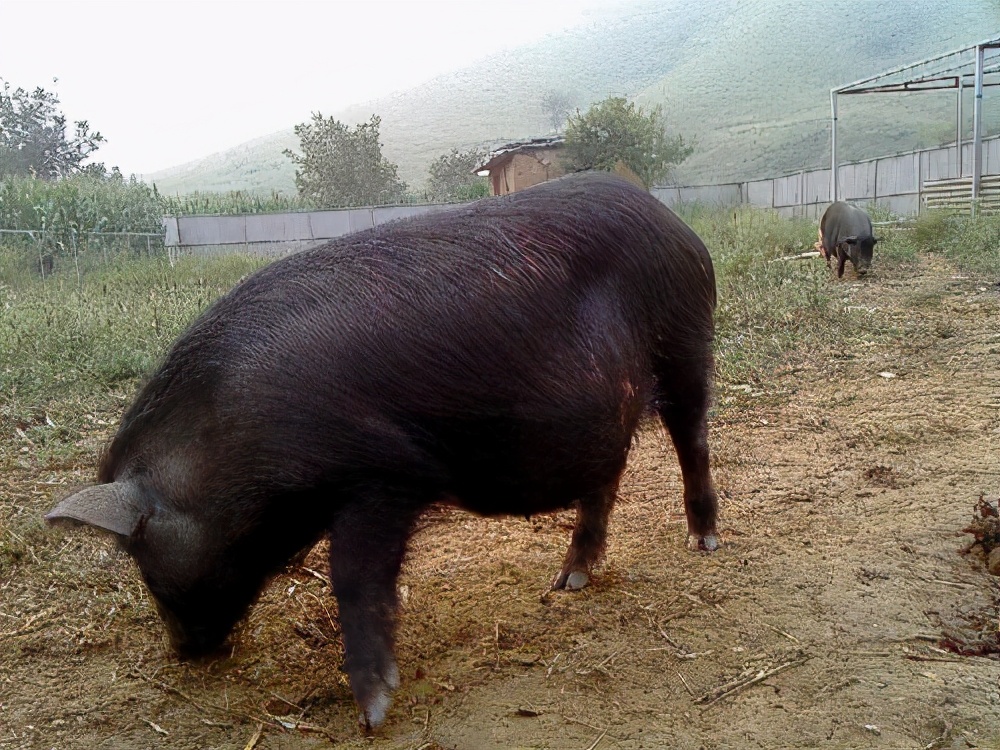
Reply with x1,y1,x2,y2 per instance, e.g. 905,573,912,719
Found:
2,0,627,176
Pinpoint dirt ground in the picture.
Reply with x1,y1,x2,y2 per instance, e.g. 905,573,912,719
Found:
2,252,1000,750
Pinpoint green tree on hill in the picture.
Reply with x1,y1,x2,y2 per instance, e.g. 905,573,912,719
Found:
564,96,693,188
541,90,576,132
0,79,109,180
426,147,489,202
284,113,407,208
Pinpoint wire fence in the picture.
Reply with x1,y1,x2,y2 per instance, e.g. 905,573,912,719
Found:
0,228,168,283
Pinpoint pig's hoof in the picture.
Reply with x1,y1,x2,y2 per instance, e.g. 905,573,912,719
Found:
551,569,590,591
687,533,719,552
565,570,590,590
359,689,391,731
356,662,400,730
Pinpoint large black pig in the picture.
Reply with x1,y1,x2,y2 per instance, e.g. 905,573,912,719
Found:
46,172,720,728
819,200,878,278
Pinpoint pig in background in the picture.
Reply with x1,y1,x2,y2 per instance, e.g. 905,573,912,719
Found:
817,200,879,277
46,172,720,728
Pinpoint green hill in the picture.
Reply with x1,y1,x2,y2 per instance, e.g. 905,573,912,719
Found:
148,0,1000,196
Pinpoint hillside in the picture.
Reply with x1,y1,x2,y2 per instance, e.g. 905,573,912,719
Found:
646,0,1000,183
148,0,1000,196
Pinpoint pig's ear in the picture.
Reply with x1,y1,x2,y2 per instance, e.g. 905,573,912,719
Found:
46,483,142,537
843,236,859,245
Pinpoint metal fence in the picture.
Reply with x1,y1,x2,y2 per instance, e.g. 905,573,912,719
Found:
163,204,455,257
652,134,1000,218
10,135,995,271
159,135,1000,260
0,229,167,281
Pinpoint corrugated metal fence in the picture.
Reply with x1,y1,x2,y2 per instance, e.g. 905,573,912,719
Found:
163,204,454,256
652,135,1000,218
163,135,1000,255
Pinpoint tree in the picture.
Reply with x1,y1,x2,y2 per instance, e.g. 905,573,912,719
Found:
540,90,576,132
563,96,693,188
0,79,106,180
426,147,489,202
284,113,407,208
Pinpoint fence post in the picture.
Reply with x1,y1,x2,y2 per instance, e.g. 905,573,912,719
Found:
972,43,985,216
919,151,924,214
957,79,964,178
873,158,878,205
799,170,805,216
71,230,82,287
34,232,48,282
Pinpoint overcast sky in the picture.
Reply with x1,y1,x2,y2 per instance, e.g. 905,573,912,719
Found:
2,0,626,176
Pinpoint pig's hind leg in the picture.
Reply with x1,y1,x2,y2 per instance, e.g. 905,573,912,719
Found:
655,356,720,552
328,495,422,729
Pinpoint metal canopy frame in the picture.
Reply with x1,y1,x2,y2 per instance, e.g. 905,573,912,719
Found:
831,35,1000,212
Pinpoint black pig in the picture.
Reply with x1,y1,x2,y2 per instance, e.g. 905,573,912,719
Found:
819,200,878,277
46,172,719,728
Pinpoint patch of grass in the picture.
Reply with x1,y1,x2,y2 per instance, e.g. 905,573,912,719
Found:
677,203,818,261
0,251,270,462
940,211,1000,277
676,204,866,385
890,208,1000,278
867,210,920,271
1,253,267,397
911,210,952,251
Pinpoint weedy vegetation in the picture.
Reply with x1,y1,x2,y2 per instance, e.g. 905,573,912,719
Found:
159,190,317,216
908,208,1000,277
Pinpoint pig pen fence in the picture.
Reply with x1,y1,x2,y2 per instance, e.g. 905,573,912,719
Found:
160,135,1000,260
0,229,167,283
161,203,455,258
6,134,999,271
652,134,1000,218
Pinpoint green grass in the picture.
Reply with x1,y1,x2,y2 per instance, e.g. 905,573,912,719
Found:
1,252,267,397
677,204,841,385
0,252,269,468
934,211,1000,277
880,208,1000,277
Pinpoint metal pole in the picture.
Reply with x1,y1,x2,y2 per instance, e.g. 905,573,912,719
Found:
972,44,985,214
830,90,839,202
873,157,878,204
957,77,963,178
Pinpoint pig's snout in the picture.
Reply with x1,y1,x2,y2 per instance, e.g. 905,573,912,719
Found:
152,598,228,658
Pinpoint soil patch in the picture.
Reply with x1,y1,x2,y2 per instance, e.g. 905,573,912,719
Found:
2,254,999,749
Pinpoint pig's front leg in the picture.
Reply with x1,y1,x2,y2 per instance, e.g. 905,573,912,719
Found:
328,493,421,729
